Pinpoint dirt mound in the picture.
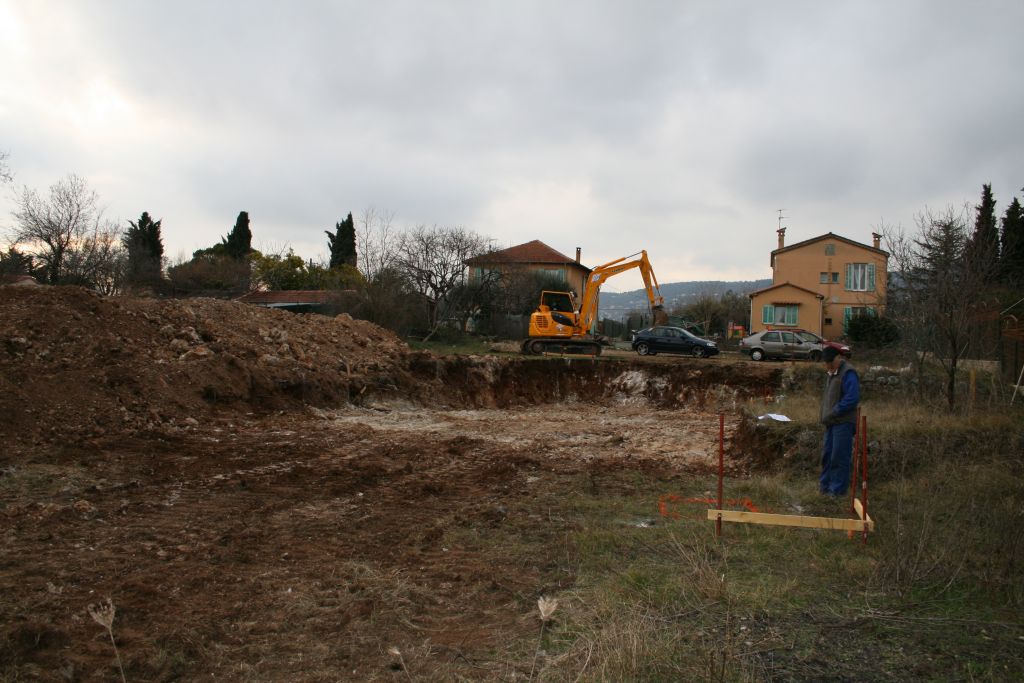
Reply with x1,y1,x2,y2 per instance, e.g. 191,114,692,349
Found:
1,286,784,463
0,286,409,458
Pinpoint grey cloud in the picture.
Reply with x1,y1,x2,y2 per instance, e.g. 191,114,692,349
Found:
4,1,1024,283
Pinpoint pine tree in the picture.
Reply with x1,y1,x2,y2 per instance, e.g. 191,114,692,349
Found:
967,183,999,279
123,211,165,287
223,211,252,260
1002,193,1024,286
325,212,357,269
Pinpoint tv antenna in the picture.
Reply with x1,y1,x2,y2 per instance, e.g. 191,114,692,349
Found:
777,209,787,231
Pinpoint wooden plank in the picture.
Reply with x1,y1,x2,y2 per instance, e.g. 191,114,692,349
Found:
853,498,873,525
707,509,875,532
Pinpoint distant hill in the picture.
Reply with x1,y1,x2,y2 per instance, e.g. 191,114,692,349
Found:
598,279,771,321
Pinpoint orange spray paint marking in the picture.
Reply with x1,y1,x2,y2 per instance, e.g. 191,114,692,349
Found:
658,494,760,520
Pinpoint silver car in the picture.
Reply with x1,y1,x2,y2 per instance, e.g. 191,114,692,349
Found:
739,329,822,361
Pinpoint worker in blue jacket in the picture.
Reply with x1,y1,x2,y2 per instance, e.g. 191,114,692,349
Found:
819,346,860,496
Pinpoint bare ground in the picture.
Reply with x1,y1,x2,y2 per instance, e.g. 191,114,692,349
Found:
0,285,779,681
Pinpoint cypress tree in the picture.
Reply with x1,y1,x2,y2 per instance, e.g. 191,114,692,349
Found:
224,211,252,260
326,212,357,269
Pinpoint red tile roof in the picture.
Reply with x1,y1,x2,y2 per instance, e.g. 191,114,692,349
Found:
465,240,590,270
771,232,888,267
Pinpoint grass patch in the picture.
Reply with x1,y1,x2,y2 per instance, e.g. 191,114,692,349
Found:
504,392,1024,681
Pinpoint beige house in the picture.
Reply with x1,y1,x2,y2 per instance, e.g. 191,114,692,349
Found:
464,240,591,295
749,229,888,339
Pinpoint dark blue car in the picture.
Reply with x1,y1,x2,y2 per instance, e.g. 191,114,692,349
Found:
631,326,719,358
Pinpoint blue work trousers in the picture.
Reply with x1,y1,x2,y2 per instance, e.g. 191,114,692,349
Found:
820,421,856,496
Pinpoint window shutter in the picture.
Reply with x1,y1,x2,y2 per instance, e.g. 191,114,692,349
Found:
843,306,852,333
845,264,852,290
786,306,798,325
762,305,774,324
867,263,876,290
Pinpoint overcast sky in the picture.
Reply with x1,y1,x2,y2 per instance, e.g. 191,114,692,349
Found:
2,1,1022,291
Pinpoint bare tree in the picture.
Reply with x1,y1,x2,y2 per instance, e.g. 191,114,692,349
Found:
680,291,726,336
10,174,123,288
395,225,494,338
356,206,398,283
885,206,998,411
0,150,12,185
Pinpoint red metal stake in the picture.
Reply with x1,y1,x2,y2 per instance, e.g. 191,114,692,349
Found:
716,413,724,537
850,408,861,519
861,414,869,544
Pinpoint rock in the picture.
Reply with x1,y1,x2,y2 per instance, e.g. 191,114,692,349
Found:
159,324,175,339
169,338,190,353
182,346,213,361
180,326,202,343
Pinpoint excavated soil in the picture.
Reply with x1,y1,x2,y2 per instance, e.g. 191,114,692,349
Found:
1,286,782,681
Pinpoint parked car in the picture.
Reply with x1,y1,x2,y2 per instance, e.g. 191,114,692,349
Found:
791,329,852,358
632,326,719,358
740,329,811,361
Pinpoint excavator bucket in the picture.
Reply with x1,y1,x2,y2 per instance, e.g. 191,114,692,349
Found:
652,305,669,326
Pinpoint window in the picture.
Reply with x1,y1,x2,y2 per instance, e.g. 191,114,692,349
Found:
820,272,829,283
762,331,781,342
781,332,800,343
541,292,574,312
825,244,836,256
831,272,839,283
539,268,565,282
472,267,499,282
845,263,876,291
843,306,876,331
761,304,798,326
824,317,833,325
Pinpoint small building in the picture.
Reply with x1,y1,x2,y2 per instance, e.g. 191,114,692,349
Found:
235,289,357,315
464,240,591,296
749,229,888,339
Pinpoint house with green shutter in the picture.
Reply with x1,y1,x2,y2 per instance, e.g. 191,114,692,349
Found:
748,229,888,340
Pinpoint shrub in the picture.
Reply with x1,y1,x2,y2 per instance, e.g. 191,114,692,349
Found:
847,314,900,347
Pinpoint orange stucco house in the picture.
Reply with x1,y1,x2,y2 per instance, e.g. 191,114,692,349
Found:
749,229,888,339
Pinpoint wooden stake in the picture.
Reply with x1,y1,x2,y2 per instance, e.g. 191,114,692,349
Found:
716,413,724,537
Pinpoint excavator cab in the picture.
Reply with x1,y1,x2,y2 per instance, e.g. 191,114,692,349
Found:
540,291,576,314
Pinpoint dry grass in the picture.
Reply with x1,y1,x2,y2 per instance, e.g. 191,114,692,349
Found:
87,598,126,683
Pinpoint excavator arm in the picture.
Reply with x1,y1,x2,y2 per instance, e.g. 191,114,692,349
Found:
577,250,667,333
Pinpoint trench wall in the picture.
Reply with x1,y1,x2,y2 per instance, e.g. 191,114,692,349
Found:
400,355,784,410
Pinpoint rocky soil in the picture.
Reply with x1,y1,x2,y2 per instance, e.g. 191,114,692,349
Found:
0,285,782,681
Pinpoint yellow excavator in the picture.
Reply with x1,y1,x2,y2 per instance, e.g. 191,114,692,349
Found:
521,250,668,355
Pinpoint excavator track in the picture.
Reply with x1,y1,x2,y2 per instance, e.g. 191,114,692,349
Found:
521,337,602,356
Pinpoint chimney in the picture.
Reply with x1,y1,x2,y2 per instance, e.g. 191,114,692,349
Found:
575,247,581,263
777,227,786,250
872,232,881,249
